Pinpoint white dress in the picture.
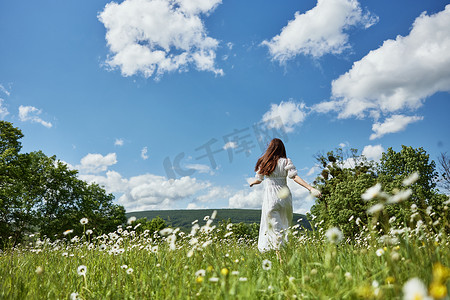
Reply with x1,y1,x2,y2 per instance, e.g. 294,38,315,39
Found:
256,157,298,252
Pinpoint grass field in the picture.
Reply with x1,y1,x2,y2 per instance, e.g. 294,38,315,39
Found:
1,209,449,299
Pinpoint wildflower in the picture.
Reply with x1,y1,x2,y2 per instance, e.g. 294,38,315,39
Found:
388,189,412,204
121,265,128,269
389,216,396,223
376,248,384,256
126,268,133,274
345,272,352,281
127,216,137,224
187,249,194,257
224,232,233,238
231,271,239,275
362,183,381,201
277,186,290,199
411,204,418,212
202,240,212,248
196,276,204,283
192,219,198,225
209,277,219,282
262,259,272,271
206,266,213,272
325,227,343,244
99,244,107,251
211,210,217,220
226,223,233,231
195,269,206,277
429,282,447,299
189,238,199,245
80,218,88,225
159,228,173,236
203,215,210,221
77,265,87,276
62,252,68,257
356,217,361,225
35,266,44,275
348,215,354,222
63,229,73,236
239,277,248,282
402,172,419,186
151,245,158,253
402,278,430,300
85,229,93,235
385,276,395,284
221,268,229,276
70,292,79,300
367,203,384,215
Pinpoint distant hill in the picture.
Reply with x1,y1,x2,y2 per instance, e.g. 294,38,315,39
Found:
125,209,311,232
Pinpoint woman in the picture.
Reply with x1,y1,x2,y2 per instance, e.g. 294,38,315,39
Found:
249,138,321,253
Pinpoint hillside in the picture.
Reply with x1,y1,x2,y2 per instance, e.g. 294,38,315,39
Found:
125,209,311,231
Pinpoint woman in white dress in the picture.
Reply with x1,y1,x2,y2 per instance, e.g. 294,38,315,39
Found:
249,138,321,253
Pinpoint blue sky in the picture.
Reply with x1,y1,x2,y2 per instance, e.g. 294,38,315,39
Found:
1,0,449,214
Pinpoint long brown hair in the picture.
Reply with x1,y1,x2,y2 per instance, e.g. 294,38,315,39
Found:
255,138,287,176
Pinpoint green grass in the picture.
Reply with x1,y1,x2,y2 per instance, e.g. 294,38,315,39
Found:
1,214,449,299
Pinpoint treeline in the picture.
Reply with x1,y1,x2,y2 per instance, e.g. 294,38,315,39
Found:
310,146,449,236
0,121,126,248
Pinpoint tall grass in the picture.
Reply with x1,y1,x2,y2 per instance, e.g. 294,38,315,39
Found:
1,193,449,299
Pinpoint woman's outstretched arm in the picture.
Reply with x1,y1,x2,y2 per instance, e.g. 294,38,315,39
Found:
293,175,322,197
249,179,262,187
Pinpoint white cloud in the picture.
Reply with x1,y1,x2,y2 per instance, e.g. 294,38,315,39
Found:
185,163,213,174
312,5,450,138
78,153,118,174
98,0,223,79
261,100,307,133
0,99,8,119
325,5,450,118
196,186,231,203
261,0,377,62
119,174,210,211
81,170,211,211
370,115,423,140
141,147,149,160
18,105,52,128
362,144,384,161
79,170,128,193
0,84,11,97
114,138,124,146
223,141,237,150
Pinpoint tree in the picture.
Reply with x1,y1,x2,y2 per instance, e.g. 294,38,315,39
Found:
132,216,167,236
378,146,448,228
309,148,377,236
437,152,450,193
309,145,449,236
0,121,126,247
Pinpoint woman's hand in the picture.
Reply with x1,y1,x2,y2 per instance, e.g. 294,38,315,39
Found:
249,180,262,187
310,188,322,198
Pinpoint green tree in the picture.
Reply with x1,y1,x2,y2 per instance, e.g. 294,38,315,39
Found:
132,216,167,236
309,148,376,236
0,121,126,247
377,146,448,229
